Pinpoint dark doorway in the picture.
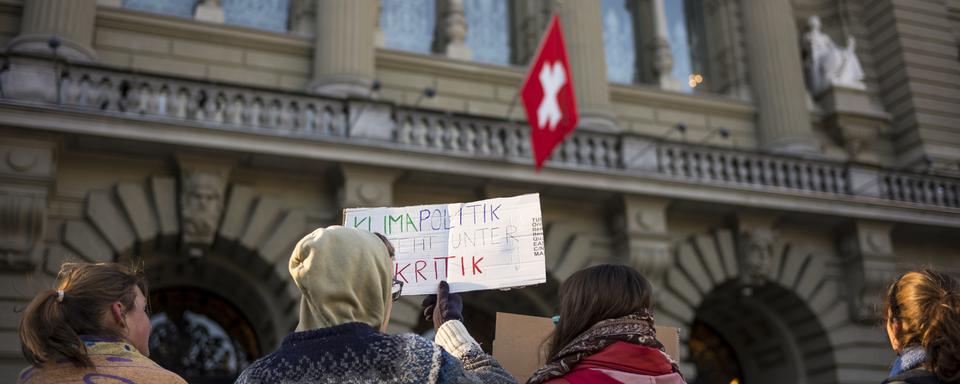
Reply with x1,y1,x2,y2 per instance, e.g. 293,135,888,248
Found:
148,287,261,384
689,320,744,384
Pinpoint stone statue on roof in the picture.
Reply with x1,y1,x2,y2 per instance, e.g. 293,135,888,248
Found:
805,15,866,94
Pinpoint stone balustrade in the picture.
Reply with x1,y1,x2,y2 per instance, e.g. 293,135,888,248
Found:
55,65,348,137
657,142,848,194
881,172,960,208
2,58,958,210
393,109,620,169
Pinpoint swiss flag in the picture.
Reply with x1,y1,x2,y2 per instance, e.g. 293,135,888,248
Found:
520,14,578,170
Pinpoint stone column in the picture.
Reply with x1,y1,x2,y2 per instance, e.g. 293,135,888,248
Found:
511,0,551,65
556,0,618,132
613,195,672,289
702,0,751,100
7,0,98,61
649,0,678,91
740,0,818,154
0,139,56,272
839,220,897,323
309,0,377,97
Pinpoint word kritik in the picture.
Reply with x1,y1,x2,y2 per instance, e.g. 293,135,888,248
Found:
395,256,484,284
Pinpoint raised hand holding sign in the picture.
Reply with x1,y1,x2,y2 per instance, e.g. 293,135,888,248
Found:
343,193,546,295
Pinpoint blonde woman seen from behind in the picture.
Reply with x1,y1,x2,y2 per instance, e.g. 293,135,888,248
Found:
17,262,185,384
883,269,960,384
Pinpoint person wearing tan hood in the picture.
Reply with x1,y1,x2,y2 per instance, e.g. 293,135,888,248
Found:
236,225,515,384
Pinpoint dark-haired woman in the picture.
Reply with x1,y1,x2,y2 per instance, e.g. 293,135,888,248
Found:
883,269,960,384
527,264,685,384
17,262,185,383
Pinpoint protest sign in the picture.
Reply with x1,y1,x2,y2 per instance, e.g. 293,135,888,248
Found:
343,193,546,295
492,312,681,382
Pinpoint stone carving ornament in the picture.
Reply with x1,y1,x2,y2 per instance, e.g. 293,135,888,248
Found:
738,228,777,286
180,170,227,246
804,15,866,94
0,190,45,270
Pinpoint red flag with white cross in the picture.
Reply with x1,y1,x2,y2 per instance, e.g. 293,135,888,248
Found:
520,14,578,170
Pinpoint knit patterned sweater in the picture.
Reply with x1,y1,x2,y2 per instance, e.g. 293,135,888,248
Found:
236,320,515,384
16,336,186,384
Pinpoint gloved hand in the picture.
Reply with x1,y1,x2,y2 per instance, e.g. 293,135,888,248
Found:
421,281,463,330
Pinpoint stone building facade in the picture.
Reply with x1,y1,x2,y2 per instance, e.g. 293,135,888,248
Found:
1,0,959,383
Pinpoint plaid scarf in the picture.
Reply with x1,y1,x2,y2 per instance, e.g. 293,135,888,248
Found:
526,310,680,384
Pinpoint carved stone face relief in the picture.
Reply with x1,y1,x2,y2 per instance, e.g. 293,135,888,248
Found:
180,170,226,246
739,228,777,286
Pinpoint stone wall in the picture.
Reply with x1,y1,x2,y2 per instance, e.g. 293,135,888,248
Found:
0,1,20,48
94,7,312,90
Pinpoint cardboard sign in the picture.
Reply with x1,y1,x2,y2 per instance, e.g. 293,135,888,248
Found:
492,312,680,382
343,194,546,295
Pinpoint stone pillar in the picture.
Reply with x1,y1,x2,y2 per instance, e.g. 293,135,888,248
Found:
702,0,751,100
740,0,818,154
309,0,377,97
613,195,672,290
511,0,551,65
0,140,56,272
838,220,897,323
7,0,98,61
649,0,678,91
556,0,618,132
339,165,400,211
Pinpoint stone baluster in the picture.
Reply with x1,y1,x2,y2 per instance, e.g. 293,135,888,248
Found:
463,124,476,154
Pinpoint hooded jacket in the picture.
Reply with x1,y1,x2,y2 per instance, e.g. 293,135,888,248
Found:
236,226,515,384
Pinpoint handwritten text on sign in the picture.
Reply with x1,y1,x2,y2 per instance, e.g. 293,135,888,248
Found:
343,194,546,295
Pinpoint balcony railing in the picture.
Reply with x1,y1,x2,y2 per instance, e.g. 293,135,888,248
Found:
657,142,848,195
2,58,958,209
54,64,348,137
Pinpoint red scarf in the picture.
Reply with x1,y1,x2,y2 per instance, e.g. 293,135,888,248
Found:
526,311,680,384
